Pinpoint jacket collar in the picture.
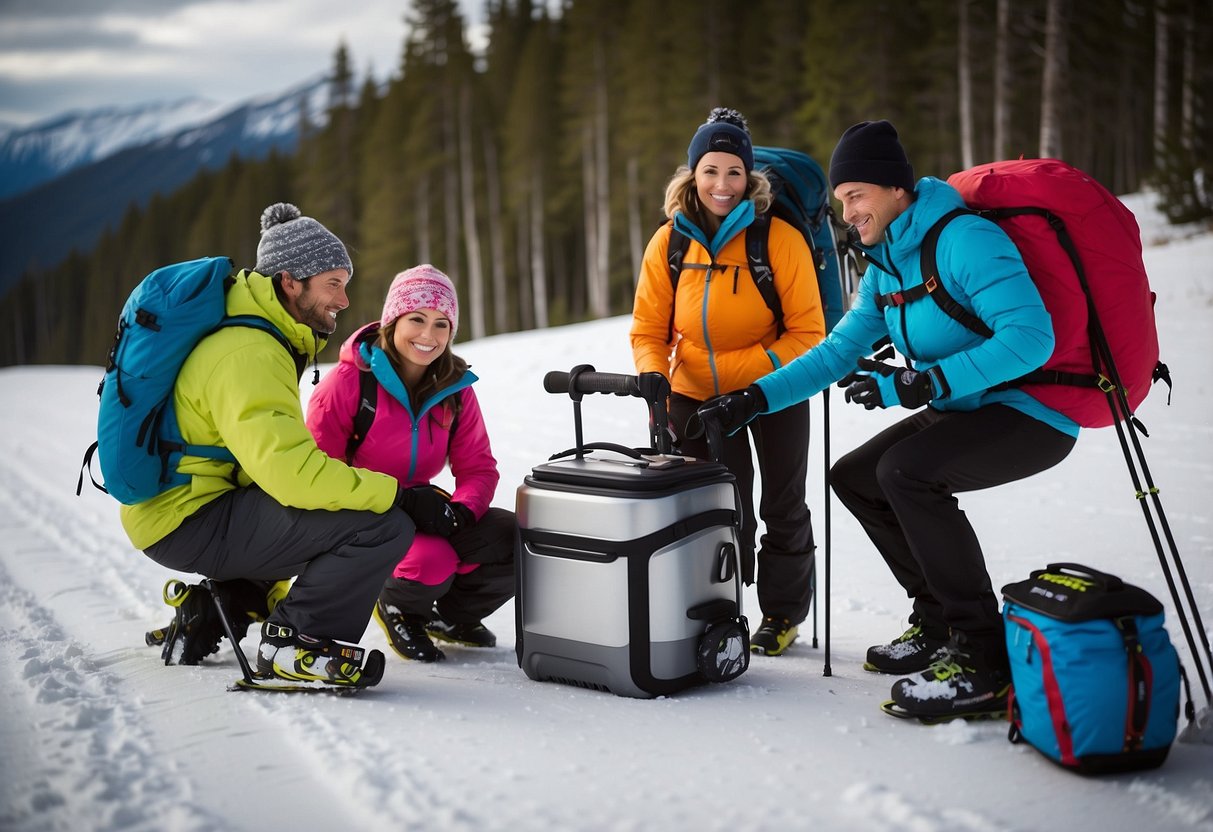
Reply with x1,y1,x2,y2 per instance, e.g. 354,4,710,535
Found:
360,341,478,421
863,177,966,263
228,270,328,360
673,200,756,260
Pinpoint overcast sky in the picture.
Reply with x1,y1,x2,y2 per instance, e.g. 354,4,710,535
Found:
0,0,486,128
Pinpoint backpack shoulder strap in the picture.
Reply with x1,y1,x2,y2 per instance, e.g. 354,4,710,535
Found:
666,223,690,344
667,222,689,285
871,207,995,339
345,365,378,463
219,315,303,376
148,315,294,487
220,314,290,349
744,212,785,336
447,400,461,451
344,326,388,463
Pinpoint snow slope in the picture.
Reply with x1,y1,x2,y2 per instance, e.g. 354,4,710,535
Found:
1,195,1211,832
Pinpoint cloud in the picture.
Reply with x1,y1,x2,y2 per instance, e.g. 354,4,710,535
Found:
0,0,413,126
0,0,204,18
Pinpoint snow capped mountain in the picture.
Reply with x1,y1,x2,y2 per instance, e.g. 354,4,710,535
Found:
0,98,225,201
0,76,332,292
0,76,330,202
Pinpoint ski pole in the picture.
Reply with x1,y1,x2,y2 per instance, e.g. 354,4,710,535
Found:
202,579,258,685
822,386,832,677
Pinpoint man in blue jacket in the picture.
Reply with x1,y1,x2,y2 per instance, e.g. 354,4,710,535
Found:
696,121,1078,721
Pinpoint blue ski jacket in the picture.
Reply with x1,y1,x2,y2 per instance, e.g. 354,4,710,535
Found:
756,177,1078,437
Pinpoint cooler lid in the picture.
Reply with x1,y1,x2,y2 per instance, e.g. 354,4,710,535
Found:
526,453,732,492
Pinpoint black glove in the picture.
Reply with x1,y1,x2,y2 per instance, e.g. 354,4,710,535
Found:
449,502,476,533
843,357,941,411
395,485,460,537
694,385,767,437
638,371,668,390
837,341,896,389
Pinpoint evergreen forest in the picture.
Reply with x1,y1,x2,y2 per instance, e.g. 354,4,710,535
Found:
3,0,1209,367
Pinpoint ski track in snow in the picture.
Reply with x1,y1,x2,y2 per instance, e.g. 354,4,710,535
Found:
841,782,1017,832
0,437,225,831
0,409,399,832
0,546,216,832
1127,779,1213,831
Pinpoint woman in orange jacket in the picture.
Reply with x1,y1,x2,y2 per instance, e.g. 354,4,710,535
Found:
630,108,826,656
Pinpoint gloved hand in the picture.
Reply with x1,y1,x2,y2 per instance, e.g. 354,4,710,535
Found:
694,385,767,437
395,485,460,537
449,502,476,533
842,357,942,411
638,371,668,390
637,372,675,453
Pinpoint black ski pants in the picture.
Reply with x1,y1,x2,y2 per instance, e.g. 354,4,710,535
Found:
146,486,410,643
381,507,517,624
830,404,1075,663
671,393,816,624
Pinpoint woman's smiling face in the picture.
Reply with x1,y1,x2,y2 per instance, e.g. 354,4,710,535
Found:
391,308,451,382
694,151,748,219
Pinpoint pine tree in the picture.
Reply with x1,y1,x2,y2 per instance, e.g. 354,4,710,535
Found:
502,8,561,329
297,43,360,250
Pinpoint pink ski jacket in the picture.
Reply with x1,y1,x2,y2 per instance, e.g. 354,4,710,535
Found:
307,324,501,585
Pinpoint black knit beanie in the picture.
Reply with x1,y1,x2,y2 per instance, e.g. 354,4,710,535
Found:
828,120,915,191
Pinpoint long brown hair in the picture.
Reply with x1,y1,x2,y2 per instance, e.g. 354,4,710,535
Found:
376,320,469,422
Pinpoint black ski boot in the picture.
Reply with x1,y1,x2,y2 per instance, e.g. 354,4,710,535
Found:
155,580,224,666
864,619,950,674
374,599,445,662
427,604,497,648
750,616,798,656
149,578,280,664
884,631,1010,722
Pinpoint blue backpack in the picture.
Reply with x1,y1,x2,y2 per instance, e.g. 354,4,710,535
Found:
78,257,292,505
666,146,851,339
1002,563,1187,774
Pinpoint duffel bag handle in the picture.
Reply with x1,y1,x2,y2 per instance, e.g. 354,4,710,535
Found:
1033,562,1125,591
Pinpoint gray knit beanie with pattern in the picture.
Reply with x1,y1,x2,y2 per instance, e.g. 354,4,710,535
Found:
254,203,353,280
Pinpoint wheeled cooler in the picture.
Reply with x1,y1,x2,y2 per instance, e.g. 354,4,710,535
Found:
515,367,749,698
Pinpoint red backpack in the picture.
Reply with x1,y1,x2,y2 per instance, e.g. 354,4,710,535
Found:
914,159,1163,428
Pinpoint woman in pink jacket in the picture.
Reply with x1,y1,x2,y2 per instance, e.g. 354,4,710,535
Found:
307,265,516,663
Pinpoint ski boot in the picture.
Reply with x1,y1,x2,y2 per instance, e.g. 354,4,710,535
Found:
255,621,385,688
882,633,1010,723
152,580,224,666
375,599,445,662
426,604,497,648
864,621,950,674
147,578,286,658
750,616,798,656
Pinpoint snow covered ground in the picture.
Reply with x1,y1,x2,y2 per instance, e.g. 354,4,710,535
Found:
1,193,1211,832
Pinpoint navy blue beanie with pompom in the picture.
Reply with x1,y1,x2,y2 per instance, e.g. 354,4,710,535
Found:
687,108,754,173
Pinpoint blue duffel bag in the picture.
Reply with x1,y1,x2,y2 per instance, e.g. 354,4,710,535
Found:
1002,563,1186,774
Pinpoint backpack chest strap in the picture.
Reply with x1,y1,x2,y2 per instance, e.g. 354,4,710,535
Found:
874,275,941,310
